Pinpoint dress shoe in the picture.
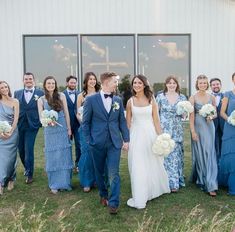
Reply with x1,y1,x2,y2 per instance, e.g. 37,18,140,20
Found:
50,189,58,194
171,189,178,193
83,187,91,193
100,197,108,207
209,191,217,197
108,207,118,215
7,181,14,191
0,185,3,195
25,177,33,184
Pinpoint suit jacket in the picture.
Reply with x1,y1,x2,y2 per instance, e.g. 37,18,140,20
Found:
82,93,129,149
14,88,44,130
213,92,225,132
63,89,80,130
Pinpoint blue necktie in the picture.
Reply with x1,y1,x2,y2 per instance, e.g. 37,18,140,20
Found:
25,89,33,93
104,93,113,98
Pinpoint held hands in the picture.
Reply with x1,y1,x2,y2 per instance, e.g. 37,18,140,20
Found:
191,131,199,141
122,142,129,151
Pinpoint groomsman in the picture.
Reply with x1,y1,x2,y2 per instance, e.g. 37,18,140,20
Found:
63,76,81,170
210,78,224,161
14,72,44,184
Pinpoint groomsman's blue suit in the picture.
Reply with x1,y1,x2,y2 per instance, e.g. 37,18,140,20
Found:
14,88,44,179
63,89,81,166
213,92,224,161
82,93,129,208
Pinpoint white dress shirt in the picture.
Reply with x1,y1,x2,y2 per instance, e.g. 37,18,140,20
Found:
100,90,112,113
24,87,35,104
67,88,76,103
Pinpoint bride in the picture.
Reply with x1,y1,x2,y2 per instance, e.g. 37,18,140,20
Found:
126,75,170,209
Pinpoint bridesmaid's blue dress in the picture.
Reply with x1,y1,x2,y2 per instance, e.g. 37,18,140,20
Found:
0,102,18,187
42,98,73,191
218,91,235,195
191,98,218,192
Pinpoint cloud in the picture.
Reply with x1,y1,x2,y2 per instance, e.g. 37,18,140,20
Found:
52,43,77,63
82,36,106,57
159,42,185,60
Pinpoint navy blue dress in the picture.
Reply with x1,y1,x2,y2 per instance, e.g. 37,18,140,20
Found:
218,91,235,195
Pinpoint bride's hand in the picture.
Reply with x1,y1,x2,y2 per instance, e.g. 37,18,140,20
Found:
122,142,129,151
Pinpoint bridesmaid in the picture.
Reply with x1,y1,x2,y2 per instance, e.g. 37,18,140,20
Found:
38,76,73,194
189,75,218,196
219,72,235,195
156,76,187,192
77,72,100,192
0,81,19,195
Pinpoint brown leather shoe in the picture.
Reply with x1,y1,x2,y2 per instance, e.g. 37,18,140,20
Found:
25,177,33,184
108,207,118,215
100,197,108,207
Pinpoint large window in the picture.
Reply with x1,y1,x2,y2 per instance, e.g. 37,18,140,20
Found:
81,35,135,80
23,34,190,95
24,35,78,90
138,35,190,96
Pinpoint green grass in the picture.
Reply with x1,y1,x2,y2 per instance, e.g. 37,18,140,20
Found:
0,123,235,231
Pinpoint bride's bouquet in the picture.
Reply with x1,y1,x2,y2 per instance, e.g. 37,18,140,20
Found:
40,110,62,127
227,110,235,126
176,101,194,116
0,121,12,134
152,133,175,157
199,104,216,120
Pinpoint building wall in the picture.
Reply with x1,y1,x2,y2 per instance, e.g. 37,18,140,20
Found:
0,0,234,92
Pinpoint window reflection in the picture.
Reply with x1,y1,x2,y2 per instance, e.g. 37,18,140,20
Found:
81,35,135,81
24,36,78,90
138,35,190,96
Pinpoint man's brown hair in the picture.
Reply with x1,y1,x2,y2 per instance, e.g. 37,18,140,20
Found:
100,72,117,84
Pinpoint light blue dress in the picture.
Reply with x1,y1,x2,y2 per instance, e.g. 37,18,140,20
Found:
191,97,218,192
218,91,235,195
42,98,73,191
157,93,186,190
0,102,18,187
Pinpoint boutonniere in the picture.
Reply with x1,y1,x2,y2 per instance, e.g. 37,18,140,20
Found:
34,94,39,101
112,101,120,112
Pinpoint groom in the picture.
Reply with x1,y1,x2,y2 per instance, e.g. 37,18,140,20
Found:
82,72,129,214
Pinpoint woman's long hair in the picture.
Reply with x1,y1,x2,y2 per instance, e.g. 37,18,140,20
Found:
82,72,100,97
131,74,153,103
0,81,12,99
163,75,180,94
43,76,63,112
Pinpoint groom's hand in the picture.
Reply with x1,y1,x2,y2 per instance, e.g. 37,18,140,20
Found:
122,142,129,151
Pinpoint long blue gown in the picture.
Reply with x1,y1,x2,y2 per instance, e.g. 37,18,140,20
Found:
157,93,186,190
42,98,73,191
218,91,235,195
0,102,18,187
191,98,218,192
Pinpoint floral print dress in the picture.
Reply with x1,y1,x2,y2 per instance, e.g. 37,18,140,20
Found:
156,93,186,190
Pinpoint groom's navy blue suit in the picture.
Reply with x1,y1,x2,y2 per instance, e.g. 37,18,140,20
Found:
14,88,44,178
82,93,129,208
63,89,81,166
213,92,224,161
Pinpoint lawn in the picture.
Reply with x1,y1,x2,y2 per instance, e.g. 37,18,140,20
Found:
0,123,235,232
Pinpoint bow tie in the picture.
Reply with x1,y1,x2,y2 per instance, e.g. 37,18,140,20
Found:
68,91,75,95
104,93,113,99
213,92,221,96
25,89,33,93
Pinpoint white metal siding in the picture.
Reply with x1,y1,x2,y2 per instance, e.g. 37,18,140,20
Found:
0,0,234,91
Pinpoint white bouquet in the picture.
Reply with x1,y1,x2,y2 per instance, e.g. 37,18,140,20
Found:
40,110,62,127
176,101,194,116
77,106,83,122
199,104,216,120
0,121,12,134
152,133,175,157
227,110,235,126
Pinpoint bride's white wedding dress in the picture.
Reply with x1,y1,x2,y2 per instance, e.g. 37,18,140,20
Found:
127,98,170,209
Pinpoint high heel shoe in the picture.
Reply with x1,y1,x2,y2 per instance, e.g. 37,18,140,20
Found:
7,181,14,191
83,187,91,193
209,191,217,197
